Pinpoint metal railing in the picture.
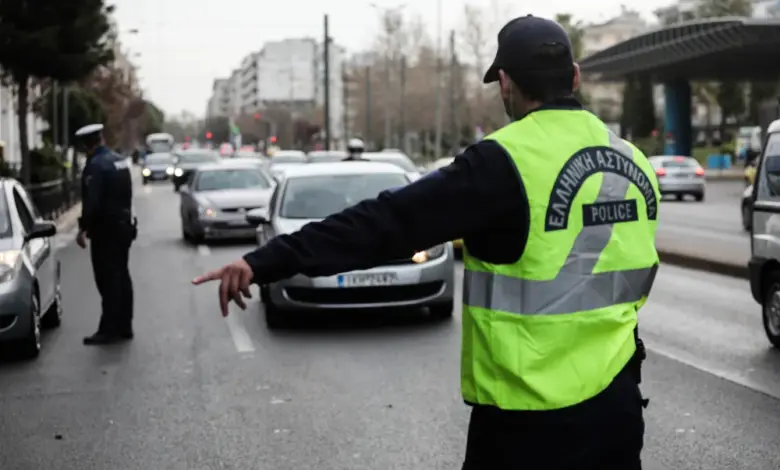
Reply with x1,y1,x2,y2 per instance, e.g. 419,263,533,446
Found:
25,178,81,221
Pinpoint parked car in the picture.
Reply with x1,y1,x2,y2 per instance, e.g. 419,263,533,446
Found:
245,161,455,328
141,152,174,184
363,151,422,181
270,150,307,163
748,118,780,347
171,150,221,191
648,155,705,201
0,179,61,359
179,160,275,243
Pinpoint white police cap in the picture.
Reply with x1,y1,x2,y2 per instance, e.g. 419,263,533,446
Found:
74,123,104,137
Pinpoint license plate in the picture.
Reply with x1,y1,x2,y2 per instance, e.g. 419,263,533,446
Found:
227,219,247,226
338,272,398,287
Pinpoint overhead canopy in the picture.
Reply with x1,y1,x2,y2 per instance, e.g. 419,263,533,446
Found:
579,17,780,82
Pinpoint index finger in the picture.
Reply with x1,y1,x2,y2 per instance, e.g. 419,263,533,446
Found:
192,268,223,285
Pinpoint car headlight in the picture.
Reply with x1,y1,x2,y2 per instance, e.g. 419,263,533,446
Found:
166,167,174,175
0,250,22,283
412,244,446,263
198,206,216,217
142,168,151,176
174,168,183,177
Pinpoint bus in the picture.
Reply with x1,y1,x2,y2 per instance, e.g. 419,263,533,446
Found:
146,133,175,153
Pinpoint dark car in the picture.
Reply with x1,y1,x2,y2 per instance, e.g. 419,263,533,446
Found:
141,152,174,184
171,150,221,191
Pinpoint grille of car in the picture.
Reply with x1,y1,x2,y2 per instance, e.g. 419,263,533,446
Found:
284,281,445,304
221,207,261,213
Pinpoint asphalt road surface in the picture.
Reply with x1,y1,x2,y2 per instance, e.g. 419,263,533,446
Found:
656,179,749,266
1,177,779,470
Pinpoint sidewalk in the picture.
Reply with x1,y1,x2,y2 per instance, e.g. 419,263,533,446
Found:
704,168,744,180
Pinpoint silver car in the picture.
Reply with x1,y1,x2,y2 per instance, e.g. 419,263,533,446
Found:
648,155,705,201
179,161,275,243
245,161,455,328
307,150,347,162
0,179,61,359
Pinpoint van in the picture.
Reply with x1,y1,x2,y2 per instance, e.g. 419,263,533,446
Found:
748,118,780,347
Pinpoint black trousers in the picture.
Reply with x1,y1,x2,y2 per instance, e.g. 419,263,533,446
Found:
462,366,645,470
90,229,134,335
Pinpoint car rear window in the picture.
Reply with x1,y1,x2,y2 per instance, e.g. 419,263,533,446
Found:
660,158,698,168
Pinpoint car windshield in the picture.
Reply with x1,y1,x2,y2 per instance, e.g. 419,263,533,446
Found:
145,153,172,165
194,169,271,191
308,151,347,162
0,191,10,238
177,152,219,164
271,154,307,164
281,173,408,219
365,153,417,172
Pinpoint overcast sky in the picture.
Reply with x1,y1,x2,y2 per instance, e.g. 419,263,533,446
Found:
113,0,677,117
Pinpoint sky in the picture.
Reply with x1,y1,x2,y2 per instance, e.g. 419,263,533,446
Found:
113,0,679,117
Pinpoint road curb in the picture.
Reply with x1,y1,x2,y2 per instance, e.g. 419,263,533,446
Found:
658,248,748,279
55,202,81,234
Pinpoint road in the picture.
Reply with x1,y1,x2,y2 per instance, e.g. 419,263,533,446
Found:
1,176,779,469
656,179,749,266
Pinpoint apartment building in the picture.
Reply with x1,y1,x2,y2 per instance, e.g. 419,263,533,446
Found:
206,78,232,118
205,37,346,145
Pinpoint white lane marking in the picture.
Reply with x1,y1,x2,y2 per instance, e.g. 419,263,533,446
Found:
646,342,780,401
197,245,210,256
225,313,255,353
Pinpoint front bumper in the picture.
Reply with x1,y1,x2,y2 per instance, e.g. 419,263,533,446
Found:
193,213,257,240
0,273,35,343
659,180,705,194
267,245,456,310
143,170,170,181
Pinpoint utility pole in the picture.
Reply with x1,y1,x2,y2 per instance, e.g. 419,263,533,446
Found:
323,14,331,150
365,66,372,149
52,82,59,147
399,55,407,155
433,0,443,160
448,30,457,148
342,63,349,140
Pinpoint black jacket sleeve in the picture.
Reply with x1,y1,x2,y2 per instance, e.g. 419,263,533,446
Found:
242,140,526,284
78,160,105,233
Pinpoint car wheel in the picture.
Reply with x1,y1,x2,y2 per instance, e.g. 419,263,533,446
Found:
762,274,780,348
429,302,454,320
41,263,62,329
173,184,180,192
17,293,42,360
742,203,752,232
694,192,704,202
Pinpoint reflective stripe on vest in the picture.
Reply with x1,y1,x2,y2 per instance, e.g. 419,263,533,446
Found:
463,132,657,315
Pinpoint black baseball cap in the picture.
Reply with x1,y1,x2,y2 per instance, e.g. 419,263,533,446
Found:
483,15,574,84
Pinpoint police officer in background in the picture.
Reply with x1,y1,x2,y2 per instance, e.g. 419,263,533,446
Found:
343,138,366,161
194,15,660,470
75,124,137,346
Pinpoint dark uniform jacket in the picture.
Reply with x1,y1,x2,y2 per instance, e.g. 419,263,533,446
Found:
79,146,133,237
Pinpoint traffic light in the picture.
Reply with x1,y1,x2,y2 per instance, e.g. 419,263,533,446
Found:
205,131,213,140
253,112,261,120
185,136,190,142
270,136,277,143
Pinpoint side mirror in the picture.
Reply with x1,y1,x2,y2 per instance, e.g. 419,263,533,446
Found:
25,221,56,241
246,207,269,226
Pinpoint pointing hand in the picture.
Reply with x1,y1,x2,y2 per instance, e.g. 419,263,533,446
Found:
192,259,254,317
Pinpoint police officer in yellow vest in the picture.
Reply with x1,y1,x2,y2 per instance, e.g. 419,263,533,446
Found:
193,15,660,470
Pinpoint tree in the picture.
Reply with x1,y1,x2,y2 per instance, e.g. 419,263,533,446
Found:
140,101,165,137
36,86,104,145
555,13,589,105
0,0,114,183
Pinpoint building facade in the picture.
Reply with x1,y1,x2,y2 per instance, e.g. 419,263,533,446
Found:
206,78,232,118
0,79,47,169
